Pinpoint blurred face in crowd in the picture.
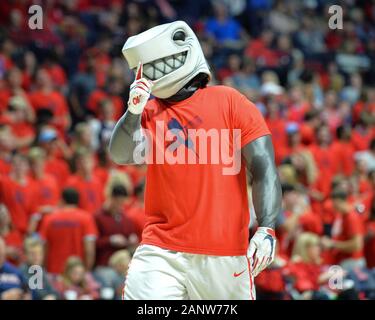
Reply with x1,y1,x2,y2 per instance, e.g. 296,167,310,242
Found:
76,154,94,176
110,195,127,213
30,156,45,175
0,126,13,152
107,77,124,96
68,264,85,286
7,67,22,88
288,131,301,146
277,35,291,52
100,100,114,121
0,238,6,267
324,91,337,109
26,244,44,266
306,242,321,264
35,69,52,89
350,73,362,88
8,103,27,123
114,259,129,275
12,155,29,178
316,126,331,145
261,30,274,47
290,85,303,103
227,54,241,72
0,205,11,234
266,100,280,118
283,189,299,209
355,159,368,175
214,3,228,21
77,125,92,147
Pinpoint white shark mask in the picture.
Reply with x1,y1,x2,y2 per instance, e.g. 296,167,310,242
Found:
122,20,211,99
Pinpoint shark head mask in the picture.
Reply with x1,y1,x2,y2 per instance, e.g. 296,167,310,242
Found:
122,20,211,99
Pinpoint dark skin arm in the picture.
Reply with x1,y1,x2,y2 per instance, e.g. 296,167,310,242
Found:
242,135,282,229
109,111,142,164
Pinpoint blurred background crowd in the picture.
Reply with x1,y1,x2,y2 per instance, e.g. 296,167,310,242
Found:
0,0,375,300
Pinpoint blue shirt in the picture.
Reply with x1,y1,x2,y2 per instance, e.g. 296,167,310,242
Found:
205,18,241,42
0,262,26,295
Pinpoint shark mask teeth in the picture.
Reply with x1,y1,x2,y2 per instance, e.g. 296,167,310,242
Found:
142,51,188,81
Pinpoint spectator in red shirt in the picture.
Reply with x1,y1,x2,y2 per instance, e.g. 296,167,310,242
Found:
322,190,365,270
95,184,138,266
331,125,355,176
37,128,71,184
8,153,35,228
27,147,60,234
0,125,12,176
0,67,33,117
6,96,35,149
39,188,98,274
287,232,335,300
65,148,103,215
28,147,60,211
310,125,337,197
29,68,71,133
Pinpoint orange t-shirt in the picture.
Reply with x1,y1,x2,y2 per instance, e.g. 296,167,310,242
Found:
45,156,71,184
65,174,104,215
331,211,364,262
29,174,60,212
39,207,98,274
140,85,271,256
0,176,28,234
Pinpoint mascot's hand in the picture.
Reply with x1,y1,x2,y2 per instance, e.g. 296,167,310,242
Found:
247,227,276,277
127,62,153,115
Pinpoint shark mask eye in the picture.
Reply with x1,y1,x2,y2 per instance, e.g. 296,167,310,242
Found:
173,30,186,45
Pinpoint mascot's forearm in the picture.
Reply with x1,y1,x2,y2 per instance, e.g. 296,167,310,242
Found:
242,135,281,229
109,111,142,164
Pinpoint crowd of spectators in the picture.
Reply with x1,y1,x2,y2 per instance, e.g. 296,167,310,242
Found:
0,0,375,300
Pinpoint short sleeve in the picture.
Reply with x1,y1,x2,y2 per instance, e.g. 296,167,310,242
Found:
83,215,98,240
345,213,363,237
38,216,50,241
231,90,271,148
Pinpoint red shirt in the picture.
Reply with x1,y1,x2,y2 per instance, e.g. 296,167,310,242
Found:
266,118,287,165
29,90,69,131
29,174,60,212
286,261,323,292
309,144,337,196
44,157,71,184
331,211,364,262
0,176,28,234
0,158,11,176
140,86,271,255
95,209,137,266
126,201,146,240
365,221,375,268
331,140,355,176
65,174,104,215
39,207,98,274
351,127,374,151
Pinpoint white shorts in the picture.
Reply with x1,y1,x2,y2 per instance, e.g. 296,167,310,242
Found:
123,244,255,300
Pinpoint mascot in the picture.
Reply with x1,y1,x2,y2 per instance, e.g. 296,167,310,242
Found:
110,21,281,300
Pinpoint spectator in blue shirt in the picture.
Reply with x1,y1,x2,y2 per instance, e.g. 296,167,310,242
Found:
0,237,29,300
205,2,246,48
